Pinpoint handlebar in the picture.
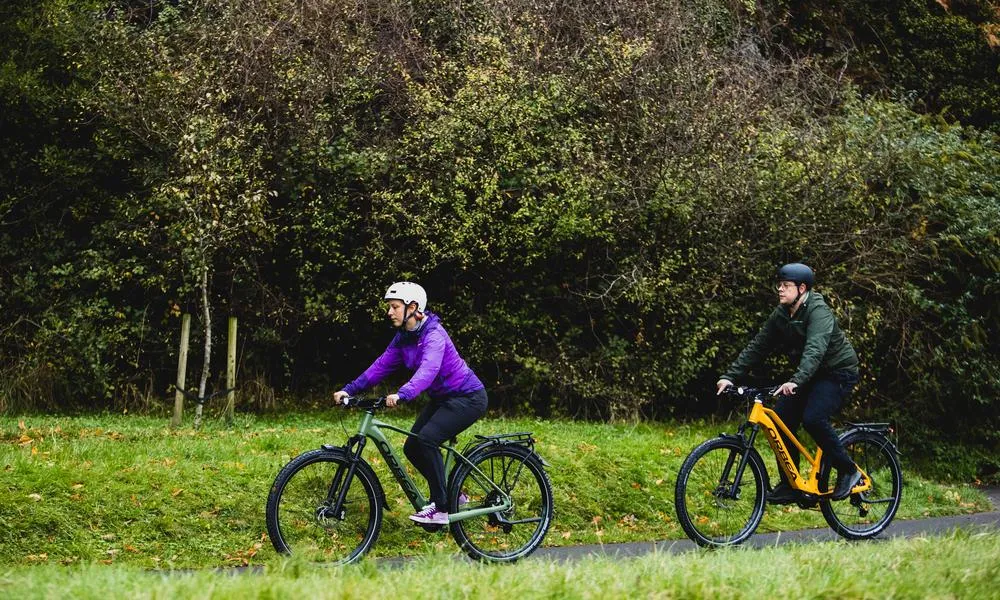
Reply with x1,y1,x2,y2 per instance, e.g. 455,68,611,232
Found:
340,396,386,410
721,385,781,399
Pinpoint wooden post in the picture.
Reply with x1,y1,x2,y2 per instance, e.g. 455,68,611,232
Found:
170,313,191,428
224,316,237,425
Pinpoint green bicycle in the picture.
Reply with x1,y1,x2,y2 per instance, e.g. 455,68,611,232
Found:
265,396,554,564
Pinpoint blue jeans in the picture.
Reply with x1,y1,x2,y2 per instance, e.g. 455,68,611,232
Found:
403,388,488,508
774,369,860,480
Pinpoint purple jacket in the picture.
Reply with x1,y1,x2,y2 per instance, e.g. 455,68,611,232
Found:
342,313,484,402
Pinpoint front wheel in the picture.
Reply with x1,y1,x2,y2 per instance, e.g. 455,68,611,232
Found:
674,436,768,547
266,448,385,564
448,444,554,562
820,431,902,540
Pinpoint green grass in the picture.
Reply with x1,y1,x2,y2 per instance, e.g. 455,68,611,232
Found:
0,412,991,568
2,530,999,599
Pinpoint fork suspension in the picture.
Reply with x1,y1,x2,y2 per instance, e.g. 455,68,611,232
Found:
724,426,759,497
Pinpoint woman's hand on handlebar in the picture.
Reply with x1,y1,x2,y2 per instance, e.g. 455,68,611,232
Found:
333,390,349,405
385,393,400,408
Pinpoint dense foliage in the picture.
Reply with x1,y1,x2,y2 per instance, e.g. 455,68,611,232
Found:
758,0,1000,131
1,0,997,473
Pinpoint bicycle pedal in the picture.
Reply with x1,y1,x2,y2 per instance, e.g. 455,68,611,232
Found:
795,493,819,509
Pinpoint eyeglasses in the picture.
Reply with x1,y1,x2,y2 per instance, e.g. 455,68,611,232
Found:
775,281,799,291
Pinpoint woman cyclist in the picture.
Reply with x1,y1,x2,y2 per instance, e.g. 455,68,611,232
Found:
333,282,488,526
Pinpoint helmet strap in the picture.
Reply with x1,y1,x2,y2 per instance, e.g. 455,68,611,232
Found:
790,285,806,314
400,302,421,330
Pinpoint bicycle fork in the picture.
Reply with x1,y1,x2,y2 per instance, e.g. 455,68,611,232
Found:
321,435,367,520
719,426,760,499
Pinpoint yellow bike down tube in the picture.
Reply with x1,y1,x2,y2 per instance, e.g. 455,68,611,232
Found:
748,398,872,496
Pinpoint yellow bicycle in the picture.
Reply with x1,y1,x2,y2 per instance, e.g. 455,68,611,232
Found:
674,385,902,547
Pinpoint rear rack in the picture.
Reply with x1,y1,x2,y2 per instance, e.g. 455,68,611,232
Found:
475,432,534,445
844,421,892,432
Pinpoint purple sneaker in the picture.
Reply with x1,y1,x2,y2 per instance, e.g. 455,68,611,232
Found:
458,492,471,506
409,503,449,525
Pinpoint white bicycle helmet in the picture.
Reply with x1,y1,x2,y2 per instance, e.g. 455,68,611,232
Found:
384,281,427,312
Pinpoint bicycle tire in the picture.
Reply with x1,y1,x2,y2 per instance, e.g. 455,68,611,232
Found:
674,436,768,547
447,444,553,562
819,431,902,540
266,448,385,564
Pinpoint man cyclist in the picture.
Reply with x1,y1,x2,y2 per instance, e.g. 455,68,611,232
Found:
333,282,488,525
716,263,862,503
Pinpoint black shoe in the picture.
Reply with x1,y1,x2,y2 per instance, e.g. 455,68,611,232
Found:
767,481,802,505
832,469,862,500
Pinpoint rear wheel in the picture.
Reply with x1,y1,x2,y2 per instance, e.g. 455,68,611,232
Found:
266,449,384,564
448,444,553,562
820,431,902,540
674,436,768,547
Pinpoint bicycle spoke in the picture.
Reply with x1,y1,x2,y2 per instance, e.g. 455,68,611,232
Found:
820,432,901,540
266,450,382,564
449,446,553,562
674,438,766,547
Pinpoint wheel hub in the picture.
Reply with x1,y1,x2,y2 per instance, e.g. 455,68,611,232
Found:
316,504,345,524
484,491,515,533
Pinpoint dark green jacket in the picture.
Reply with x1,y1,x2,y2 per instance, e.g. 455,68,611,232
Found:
722,291,858,386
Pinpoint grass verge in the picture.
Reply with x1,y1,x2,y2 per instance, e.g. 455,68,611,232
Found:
1,412,991,568
2,530,998,599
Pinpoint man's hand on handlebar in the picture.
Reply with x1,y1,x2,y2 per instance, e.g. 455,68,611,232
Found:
773,382,798,396
716,379,733,395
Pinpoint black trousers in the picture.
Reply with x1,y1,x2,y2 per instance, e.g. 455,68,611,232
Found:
403,388,488,509
773,369,860,482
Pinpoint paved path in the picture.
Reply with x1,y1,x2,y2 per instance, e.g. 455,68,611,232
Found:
530,486,1000,561
234,487,1000,571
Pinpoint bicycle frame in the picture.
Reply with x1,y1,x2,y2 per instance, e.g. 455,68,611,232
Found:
334,407,514,524
742,395,873,496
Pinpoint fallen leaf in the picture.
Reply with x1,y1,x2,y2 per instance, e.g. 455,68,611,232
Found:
171,488,184,497
28,493,42,502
